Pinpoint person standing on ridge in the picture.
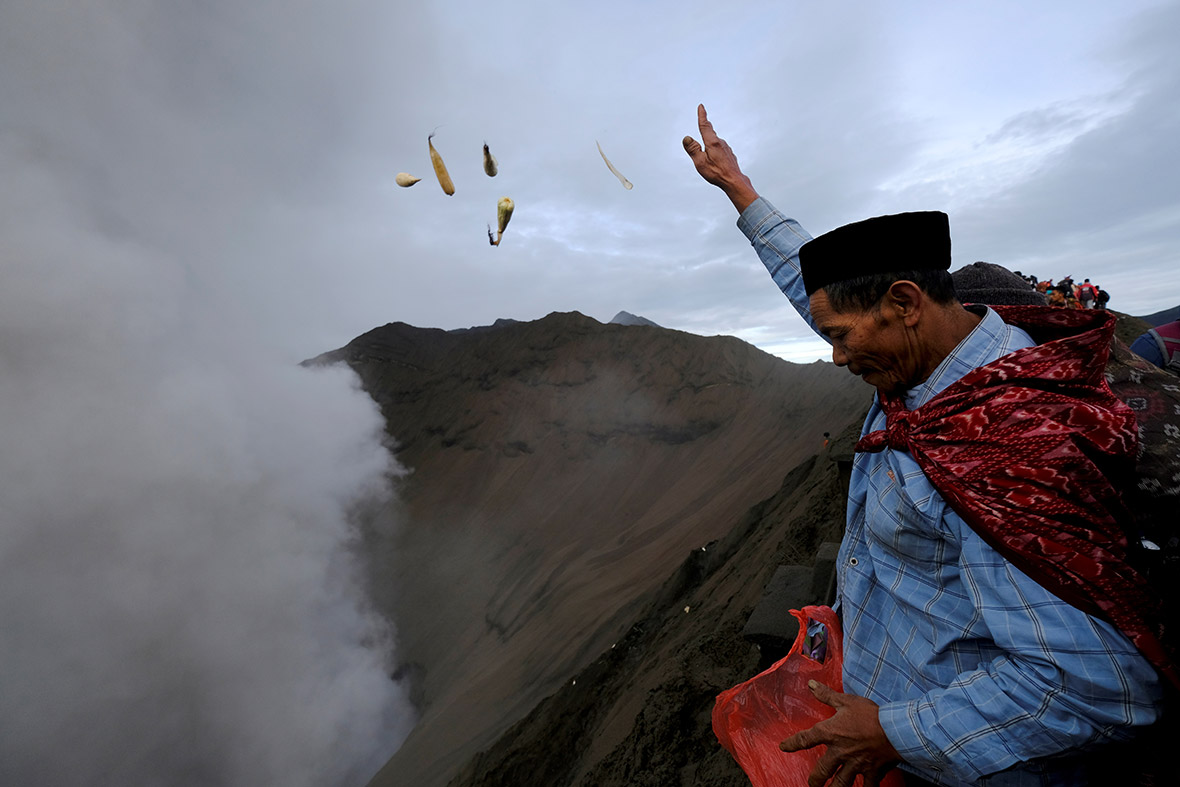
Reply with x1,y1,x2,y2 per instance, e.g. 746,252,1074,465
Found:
1057,281,1079,309
682,104,1166,787
1095,285,1111,310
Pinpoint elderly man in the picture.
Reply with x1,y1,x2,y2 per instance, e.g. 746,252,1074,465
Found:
683,105,1165,786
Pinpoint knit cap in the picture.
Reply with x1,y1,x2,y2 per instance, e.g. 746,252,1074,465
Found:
952,261,1047,306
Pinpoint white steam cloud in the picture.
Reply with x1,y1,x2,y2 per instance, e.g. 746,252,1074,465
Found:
0,2,415,784
0,146,413,785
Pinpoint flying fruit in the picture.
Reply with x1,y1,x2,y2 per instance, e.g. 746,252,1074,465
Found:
487,197,514,246
483,142,498,177
428,132,455,195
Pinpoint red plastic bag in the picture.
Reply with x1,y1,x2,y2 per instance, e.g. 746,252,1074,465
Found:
712,605,904,786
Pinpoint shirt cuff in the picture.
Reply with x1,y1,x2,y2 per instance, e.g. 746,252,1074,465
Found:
736,196,778,242
878,700,966,780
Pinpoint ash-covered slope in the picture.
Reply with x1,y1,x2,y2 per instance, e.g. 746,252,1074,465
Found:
310,312,868,787
445,438,859,787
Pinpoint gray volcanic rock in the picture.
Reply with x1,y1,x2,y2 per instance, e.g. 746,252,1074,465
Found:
609,311,662,328
447,318,522,335
311,311,869,787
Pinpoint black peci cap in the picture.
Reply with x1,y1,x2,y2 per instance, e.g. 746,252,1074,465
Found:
798,211,951,296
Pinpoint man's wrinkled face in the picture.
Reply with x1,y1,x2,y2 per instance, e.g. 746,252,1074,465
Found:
809,289,921,394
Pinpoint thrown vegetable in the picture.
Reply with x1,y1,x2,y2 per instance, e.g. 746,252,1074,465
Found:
596,140,633,190
487,197,514,246
395,172,421,187
428,132,455,195
483,142,498,177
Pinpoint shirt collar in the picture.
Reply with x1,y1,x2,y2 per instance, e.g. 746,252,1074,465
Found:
904,306,1026,410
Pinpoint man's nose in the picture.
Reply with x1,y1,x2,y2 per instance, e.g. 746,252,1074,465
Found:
831,345,848,367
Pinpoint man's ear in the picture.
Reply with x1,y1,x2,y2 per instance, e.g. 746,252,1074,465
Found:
885,281,923,327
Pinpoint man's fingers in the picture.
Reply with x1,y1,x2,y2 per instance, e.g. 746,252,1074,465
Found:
697,103,715,138
831,764,861,787
778,732,803,752
809,680,843,708
807,751,841,787
779,725,820,753
682,135,702,157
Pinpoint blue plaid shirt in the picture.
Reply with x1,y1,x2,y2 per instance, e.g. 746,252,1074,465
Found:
738,197,1162,786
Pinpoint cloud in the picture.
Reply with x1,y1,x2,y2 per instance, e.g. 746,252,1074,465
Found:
984,100,1106,146
0,2,415,783
945,3,1180,307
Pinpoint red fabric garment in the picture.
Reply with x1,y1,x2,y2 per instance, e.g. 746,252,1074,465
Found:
1155,319,1180,342
855,305,1176,686
1151,320,1180,372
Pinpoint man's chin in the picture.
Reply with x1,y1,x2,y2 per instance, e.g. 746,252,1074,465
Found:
857,370,903,395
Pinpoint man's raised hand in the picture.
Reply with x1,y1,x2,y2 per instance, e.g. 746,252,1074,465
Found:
682,104,759,213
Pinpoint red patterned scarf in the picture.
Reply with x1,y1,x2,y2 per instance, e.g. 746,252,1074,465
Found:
855,305,1175,686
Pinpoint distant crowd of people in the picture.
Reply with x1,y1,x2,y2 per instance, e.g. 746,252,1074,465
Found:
955,263,1178,375
1011,272,1111,309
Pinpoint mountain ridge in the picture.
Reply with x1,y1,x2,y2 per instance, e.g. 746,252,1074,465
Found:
1138,303,1180,327
309,311,869,787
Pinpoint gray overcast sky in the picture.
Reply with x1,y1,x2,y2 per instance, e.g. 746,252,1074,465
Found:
4,1,1179,363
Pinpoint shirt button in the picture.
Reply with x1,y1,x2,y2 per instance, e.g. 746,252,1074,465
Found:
849,557,859,566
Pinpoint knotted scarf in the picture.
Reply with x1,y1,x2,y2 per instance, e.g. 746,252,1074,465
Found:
855,305,1176,686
